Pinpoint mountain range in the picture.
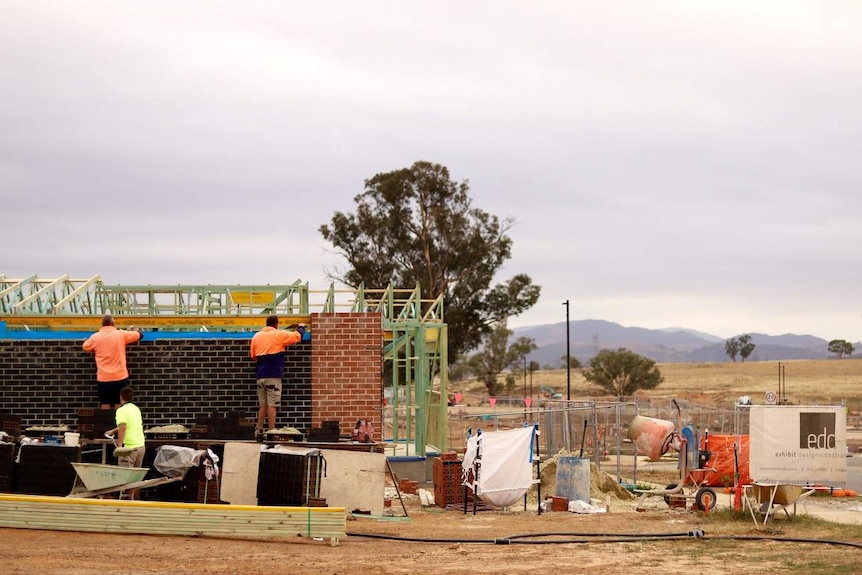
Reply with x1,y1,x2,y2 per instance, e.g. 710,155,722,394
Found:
511,319,857,366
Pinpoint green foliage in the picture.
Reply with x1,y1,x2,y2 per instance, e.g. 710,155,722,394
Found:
724,338,739,362
447,360,471,382
828,339,855,358
504,375,516,393
560,354,582,369
725,334,756,362
738,334,755,362
319,161,541,361
582,348,663,398
467,321,537,396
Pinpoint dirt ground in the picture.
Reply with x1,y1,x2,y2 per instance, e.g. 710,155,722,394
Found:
3,482,861,575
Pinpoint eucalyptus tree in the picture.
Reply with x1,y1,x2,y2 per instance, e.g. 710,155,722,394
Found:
320,161,540,361
583,348,663,398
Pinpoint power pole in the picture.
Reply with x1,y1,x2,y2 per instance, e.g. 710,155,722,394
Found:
563,299,571,400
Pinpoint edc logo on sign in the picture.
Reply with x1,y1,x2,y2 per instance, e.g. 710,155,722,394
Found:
799,412,836,449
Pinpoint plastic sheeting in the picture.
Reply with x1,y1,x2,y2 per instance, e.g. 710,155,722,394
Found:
462,426,536,508
153,445,207,478
689,434,751,487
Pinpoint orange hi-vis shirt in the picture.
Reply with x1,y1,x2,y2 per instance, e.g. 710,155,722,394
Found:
82,326,142,382
250,326,302,379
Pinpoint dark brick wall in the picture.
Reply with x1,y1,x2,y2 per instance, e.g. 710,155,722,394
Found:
0,339,311,432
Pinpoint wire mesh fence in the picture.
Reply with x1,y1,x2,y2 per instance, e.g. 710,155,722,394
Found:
444,398,751,487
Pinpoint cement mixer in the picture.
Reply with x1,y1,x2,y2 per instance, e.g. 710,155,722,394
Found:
627,415,677,461
627,400,718,512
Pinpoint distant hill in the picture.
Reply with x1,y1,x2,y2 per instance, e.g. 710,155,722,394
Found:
512,320,844,366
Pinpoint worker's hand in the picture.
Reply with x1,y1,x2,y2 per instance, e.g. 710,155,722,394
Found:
297,324,306,336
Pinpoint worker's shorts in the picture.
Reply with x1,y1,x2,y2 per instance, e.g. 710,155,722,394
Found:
97,379,128,407
118,446,145,468
256,378,282,408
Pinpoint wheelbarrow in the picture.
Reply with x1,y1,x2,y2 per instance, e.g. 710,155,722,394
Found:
68,462,184,499
744,483,815,529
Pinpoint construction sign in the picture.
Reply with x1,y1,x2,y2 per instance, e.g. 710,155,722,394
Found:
749,405,847,486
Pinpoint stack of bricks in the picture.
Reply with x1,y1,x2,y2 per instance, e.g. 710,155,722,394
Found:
191,411,255,440
197,478,221,504
0,414,20,440
77,408,116,439
398,478,419,495
0,442,13,492
433,452,470,508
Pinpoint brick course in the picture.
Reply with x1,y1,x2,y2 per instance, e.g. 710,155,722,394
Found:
0,338,310,432
0,312,383,437
311,313,383,437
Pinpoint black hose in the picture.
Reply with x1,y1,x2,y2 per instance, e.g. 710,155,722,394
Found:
494,536,699,545
503,529,704,540
707,534,862,549
346,529,862,548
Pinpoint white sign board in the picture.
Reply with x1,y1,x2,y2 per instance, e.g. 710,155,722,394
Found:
749,405,847,486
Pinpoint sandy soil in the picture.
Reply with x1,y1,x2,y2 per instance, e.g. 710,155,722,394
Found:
2,481,860,575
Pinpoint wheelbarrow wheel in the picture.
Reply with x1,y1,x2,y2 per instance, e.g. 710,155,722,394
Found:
695,487,717,510
663,484,678,505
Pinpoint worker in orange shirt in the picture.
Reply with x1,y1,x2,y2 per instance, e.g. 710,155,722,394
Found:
82,314,144,409
250,315,305,440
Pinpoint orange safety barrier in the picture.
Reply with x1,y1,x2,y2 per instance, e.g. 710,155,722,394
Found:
689,434,751,487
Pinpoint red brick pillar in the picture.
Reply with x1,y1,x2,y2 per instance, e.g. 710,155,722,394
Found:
310,312,383,437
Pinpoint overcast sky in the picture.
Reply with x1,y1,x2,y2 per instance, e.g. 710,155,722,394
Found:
3,1,861,341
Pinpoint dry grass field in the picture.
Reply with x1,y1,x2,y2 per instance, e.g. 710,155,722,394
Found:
454,358,862,413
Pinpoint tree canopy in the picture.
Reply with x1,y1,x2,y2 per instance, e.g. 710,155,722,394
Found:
582,348,663,398
319,161,541,360
466,321,537,396
738,334,756,362
724,338,740,362
725,334,756,362
828,339,855,358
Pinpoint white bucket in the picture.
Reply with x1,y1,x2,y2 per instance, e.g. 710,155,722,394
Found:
64,432,80,446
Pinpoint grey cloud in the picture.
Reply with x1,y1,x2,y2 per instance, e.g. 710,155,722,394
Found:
2,1,861,341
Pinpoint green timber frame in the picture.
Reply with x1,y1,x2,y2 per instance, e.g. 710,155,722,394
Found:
0,274,448,454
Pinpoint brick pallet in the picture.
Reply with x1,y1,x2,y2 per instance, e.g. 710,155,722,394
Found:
433,456,471,508
191,412,255,440
0,443,13,492
16,444,81,496
77,408,116,439
1,414,21,439
257,450,323,506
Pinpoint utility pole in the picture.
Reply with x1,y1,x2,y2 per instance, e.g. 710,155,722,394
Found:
563,299,571,400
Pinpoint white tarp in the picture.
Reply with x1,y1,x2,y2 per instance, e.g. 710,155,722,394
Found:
462,426,536,507
749,405,847,486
